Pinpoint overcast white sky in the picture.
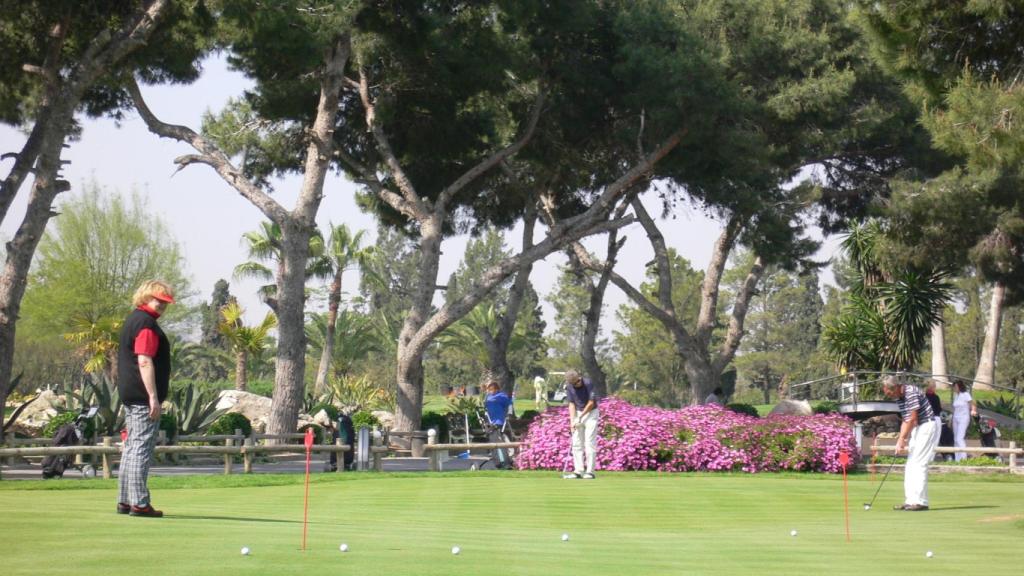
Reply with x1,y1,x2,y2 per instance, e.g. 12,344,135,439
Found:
0,55,839,336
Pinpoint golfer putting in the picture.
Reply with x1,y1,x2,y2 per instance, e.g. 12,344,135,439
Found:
882,375,939,511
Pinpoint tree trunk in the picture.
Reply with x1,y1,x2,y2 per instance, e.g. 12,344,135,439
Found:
266,227,314,435
314,269,343,394
580,272,609,397
393,218,444,432
930,316,949,388
0,2,172,442
235,351,247,391
973,282,1005,391
683,352,717,406
489,203,538,394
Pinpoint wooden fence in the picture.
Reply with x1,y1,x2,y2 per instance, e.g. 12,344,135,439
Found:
868,441,1021,472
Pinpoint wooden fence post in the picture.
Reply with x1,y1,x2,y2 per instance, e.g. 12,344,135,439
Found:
335,437,344,473
1009,441,1017,470
101,436,112,480
243,437,253,474
224,435,234,475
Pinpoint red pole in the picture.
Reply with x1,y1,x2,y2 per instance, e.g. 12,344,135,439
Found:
839,451,851,542
302,428,314,551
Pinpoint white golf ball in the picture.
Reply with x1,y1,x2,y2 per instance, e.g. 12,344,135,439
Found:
240,547,250,555
451,546,461,555
561,533,570,541
864,504,871,511
926,551,933,558
790,530,798,537
339,543,349,553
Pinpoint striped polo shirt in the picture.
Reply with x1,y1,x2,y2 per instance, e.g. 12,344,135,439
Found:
898,385,934,423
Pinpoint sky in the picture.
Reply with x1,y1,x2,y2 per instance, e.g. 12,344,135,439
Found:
0,55,840,337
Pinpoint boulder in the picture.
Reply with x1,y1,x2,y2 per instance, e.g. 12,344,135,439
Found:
372,410,395,430
216,390,272,433
768,399,813,417
12,390,66,435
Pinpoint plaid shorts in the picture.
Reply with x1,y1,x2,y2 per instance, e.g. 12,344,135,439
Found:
117,404,159,507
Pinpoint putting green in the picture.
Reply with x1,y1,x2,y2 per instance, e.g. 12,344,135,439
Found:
1,471,1021,575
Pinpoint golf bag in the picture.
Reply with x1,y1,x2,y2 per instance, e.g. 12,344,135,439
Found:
976,415,1001,459
937,411,954,462
41,407,97,479
328,414,356,472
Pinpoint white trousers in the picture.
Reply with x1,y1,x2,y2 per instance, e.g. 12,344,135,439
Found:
952,413,970,461
904,418,939,507
571,409,600,474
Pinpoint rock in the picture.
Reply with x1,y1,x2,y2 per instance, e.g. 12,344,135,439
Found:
12,390,66,435
769,399,813,416
216,390,272,432
372,410,395,430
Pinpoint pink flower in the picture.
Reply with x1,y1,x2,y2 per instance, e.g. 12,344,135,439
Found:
515,397,859,473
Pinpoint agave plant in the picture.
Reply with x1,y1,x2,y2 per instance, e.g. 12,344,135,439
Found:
71,373,124,437
169,384,227,438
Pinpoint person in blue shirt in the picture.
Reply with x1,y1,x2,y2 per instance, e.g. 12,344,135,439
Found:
483,381,514,468
484,381,512,426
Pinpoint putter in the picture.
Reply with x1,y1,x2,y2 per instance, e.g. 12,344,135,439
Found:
863,457,899,511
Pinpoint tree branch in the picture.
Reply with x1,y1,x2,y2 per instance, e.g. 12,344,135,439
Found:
695,213,743,347
630,196,677,320
357,68,429,221
127,77,290,223
713,254,765,373
435,89,545,211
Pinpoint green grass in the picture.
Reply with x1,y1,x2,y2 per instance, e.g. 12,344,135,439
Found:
2,471,1022,575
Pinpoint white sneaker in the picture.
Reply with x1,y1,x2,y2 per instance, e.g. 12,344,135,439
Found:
581,472,596,480
562,472,581,479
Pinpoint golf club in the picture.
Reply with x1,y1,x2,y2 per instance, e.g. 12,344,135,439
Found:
863,457,899,511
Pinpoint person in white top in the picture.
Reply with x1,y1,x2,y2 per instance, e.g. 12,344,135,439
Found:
951,381,978,461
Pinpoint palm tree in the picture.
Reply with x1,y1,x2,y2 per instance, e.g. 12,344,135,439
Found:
312,223,375,394
437,304,540,381
306,309,383,381
218,301,277,391
233,221,331,313
823,221,953,371
63,314,122,381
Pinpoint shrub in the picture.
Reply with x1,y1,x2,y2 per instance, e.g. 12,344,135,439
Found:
614,389,661,407
518,409,540,423
813,400,840,415
158,413,176,441
420,411,448,438
351,410,381,430
515,397,858,473
246,379,274,398
726,403,759,418
43,412,90,439
309,402,339,421
208,413,252,437
299,423,325,444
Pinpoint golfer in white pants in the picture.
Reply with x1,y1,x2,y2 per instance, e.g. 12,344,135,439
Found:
883,376,939,511
562,370,599,479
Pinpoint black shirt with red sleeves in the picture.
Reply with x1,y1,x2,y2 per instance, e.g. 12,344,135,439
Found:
117,307,170,406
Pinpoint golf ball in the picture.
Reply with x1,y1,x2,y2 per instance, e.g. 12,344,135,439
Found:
240,547,250,556
451,546,461,555
790,530,798,537
864,504,871,511
339,543,349,553
926,551,933,558
561,533,570,541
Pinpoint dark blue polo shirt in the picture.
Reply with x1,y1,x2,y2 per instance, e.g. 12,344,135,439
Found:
565,378,598,411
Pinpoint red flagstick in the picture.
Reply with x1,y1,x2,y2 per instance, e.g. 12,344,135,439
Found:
839,451,851,542
302,427,314,551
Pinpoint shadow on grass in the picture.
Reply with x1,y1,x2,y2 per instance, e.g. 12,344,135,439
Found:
925,505,999,512
167,514,302,524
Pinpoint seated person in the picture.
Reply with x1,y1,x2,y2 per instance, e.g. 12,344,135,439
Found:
484,381,512,426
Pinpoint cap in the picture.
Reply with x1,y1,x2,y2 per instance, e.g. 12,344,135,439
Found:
153,292,175,304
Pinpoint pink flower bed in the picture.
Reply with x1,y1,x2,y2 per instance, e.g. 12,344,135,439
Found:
515,397,859,473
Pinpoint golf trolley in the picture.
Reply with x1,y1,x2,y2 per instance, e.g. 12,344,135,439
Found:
41,406,98,479
474,408,517,470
